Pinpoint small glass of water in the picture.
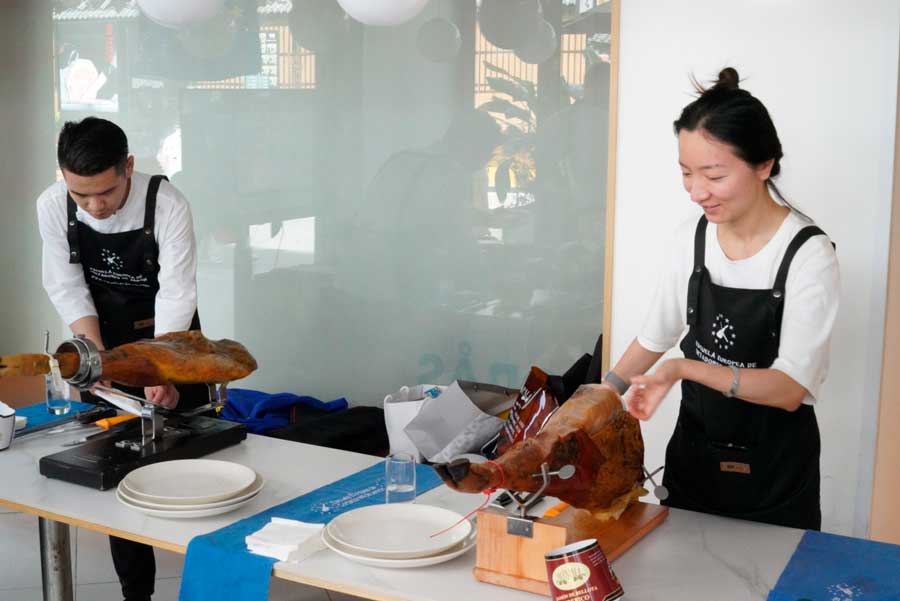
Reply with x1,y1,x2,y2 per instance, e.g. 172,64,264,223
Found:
45,376,71,416
385,452,416,503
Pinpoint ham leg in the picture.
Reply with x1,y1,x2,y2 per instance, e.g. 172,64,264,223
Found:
433,384,646,519
0,331,257,387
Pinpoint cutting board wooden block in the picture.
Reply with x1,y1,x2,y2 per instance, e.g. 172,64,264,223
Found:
473,501,668,596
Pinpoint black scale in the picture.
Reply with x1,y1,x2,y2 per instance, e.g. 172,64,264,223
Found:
39,414,246,490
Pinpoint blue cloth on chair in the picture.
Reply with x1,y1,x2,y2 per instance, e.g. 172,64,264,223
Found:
219,388,348,434
16,401,97,434
767,530,900,601
179,461,442,601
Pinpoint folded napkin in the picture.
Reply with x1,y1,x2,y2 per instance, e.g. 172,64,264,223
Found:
245,517,324,562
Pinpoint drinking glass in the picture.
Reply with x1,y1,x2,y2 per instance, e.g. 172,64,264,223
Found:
385,452,416,503
45,376,71,416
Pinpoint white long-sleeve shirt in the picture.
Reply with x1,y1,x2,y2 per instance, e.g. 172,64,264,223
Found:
37,171,198,336
638,211,840,405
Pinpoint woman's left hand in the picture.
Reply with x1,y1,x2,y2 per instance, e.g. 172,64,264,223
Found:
627,359,684,420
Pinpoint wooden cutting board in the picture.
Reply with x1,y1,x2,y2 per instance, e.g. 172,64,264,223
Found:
473,501,669,596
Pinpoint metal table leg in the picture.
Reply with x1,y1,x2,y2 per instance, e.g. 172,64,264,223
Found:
38,517,74,601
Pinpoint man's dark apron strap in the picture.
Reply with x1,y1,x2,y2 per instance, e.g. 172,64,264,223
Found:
66,196,80,264
142,175,166,275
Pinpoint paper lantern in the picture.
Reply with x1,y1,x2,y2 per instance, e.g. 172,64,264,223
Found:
416,17,461,63
479,0,541,50
514,19,557,65
136,0,226,29
336,0,429,26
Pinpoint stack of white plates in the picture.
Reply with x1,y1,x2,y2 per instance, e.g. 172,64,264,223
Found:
116,459,264,519
322,504,476,568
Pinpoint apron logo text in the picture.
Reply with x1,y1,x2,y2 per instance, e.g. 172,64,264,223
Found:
695,340,757,369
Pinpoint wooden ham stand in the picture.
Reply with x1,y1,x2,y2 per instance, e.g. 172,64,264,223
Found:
472,464,669,596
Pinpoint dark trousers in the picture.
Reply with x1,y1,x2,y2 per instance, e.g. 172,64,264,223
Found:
109,535,155,601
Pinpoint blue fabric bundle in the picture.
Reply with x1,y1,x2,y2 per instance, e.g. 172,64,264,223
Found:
219,388,348,434
768,530,900,601
179,461,442,601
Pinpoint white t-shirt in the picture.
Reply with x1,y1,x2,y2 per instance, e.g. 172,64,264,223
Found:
638,211,840,404
37,171,198,336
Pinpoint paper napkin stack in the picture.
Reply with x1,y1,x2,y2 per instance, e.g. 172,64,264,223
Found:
245,517,325,562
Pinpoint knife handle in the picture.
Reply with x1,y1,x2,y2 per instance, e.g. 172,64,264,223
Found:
94,415,138,430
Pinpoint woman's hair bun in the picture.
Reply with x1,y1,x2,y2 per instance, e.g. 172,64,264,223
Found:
713,67,740,91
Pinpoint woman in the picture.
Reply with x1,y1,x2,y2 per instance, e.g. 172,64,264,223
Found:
603,68,839,530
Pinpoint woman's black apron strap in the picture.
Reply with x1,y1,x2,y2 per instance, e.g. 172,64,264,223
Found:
686,216,708,327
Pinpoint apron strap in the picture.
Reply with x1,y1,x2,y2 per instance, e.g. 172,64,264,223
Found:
686,216,709,326
142,175,168,275
767,225,830,336
66,195,81,264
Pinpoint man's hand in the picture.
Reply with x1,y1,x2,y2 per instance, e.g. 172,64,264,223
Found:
144,384,179,409
626,359,684,420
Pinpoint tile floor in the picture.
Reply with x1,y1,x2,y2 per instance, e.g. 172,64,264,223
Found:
0,508,362,601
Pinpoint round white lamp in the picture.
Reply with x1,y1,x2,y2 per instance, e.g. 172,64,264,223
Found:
136,0,226,29
336,0,430,26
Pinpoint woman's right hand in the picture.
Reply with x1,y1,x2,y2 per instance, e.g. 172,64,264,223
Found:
627,359,684,420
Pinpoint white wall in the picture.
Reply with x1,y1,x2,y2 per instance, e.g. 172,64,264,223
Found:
612,0,900,536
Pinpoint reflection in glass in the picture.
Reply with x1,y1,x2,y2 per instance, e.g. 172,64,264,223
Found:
47,0,613,403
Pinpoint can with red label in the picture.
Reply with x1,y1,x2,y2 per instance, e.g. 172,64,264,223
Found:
544,539,624,601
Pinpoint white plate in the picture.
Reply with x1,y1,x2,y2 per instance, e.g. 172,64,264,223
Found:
121,460,258,505
321,527,476,569
116,489,259,519
120,472,264,507
325,504,472,559
117,474,264,511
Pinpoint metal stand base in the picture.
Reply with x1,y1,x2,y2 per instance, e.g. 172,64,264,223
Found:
39,517,74,601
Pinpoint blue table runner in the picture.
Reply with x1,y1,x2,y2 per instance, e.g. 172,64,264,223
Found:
768,530,900,601
179,461,443,601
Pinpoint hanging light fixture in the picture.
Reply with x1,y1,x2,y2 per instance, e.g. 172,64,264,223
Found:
336,0,430,27
136,0,226,30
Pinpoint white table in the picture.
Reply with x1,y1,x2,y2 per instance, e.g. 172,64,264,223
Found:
0,429,804,601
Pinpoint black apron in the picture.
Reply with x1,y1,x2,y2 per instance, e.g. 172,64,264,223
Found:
661,215,825,531
67,175,208,411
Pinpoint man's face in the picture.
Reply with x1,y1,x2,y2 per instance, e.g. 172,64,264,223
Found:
63,155,134,220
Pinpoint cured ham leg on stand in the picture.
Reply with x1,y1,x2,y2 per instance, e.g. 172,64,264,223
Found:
433,384,646,519
0,331,257,387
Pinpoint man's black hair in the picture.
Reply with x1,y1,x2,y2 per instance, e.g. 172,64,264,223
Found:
57,117,129,176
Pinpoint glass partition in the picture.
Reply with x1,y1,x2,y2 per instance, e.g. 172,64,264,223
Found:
48,0,615,403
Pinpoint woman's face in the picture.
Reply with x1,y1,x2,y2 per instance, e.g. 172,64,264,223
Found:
677,129,772,224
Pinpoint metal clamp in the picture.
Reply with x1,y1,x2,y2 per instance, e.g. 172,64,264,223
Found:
139,403,165,446
55,336,102,390
504,462,576,538
642,465,669,501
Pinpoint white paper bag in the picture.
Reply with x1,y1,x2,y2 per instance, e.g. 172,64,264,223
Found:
383,384,444,462
403,380,516,464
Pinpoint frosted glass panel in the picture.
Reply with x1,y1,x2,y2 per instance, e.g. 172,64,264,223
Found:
48,0,613,404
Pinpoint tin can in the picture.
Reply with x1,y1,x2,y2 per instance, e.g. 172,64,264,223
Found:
544,539,624,601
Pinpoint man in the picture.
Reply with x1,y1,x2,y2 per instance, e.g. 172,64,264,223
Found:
37,117,202,601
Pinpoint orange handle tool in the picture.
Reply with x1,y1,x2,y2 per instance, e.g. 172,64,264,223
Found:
93,415,138,430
